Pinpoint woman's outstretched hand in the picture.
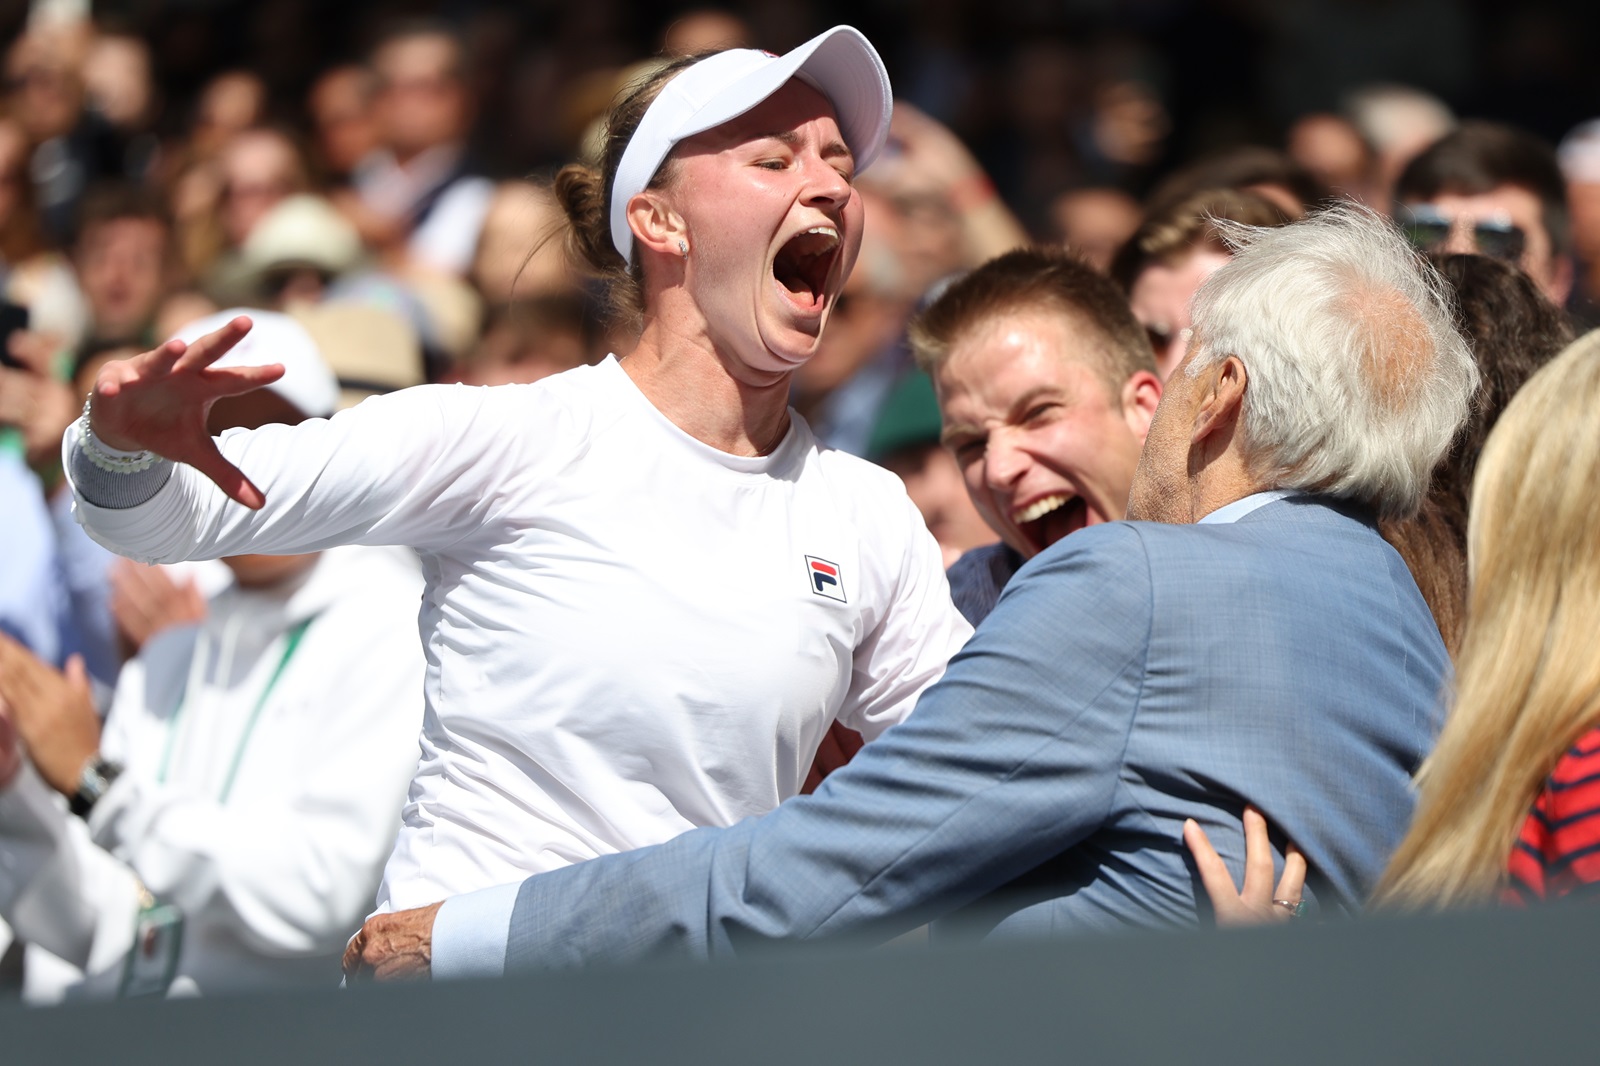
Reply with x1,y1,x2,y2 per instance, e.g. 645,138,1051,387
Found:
88,316,283,509
1184,805,1308,926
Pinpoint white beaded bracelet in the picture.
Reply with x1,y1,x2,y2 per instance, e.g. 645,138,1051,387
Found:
76,396,160,474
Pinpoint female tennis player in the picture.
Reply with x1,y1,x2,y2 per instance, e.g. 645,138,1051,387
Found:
65,27,970,929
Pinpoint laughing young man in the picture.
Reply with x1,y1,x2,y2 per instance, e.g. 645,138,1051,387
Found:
912,249,1162,624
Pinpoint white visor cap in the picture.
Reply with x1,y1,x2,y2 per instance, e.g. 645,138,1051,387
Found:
609,25,892,265
170,308,340,421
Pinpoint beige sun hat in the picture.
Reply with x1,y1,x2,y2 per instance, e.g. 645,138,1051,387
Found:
288,300,423,411
241,194,364,280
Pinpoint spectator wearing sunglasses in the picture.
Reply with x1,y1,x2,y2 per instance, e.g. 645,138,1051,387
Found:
1395,122,1574,309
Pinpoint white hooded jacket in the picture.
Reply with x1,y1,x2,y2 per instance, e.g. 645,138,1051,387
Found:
0,545,425,998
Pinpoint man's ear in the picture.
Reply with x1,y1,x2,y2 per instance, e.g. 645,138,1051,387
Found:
1190,355,1246,446
1120,369,1163,443
626,191,686,260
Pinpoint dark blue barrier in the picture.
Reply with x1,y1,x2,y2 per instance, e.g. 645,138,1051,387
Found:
5,901,1594,1064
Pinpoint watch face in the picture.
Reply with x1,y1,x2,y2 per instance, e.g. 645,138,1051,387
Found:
90,758,121,792
71,758,122,817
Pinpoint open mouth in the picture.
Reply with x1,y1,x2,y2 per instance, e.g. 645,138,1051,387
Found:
1011,494,1089,554
773,226,841,312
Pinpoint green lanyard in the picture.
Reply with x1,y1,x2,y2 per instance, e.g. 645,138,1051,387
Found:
157,615,318,803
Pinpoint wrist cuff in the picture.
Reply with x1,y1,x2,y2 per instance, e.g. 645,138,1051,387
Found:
64,419,172,510
431,882,520,980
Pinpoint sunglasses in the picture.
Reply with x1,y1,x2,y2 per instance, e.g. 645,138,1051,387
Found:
1399,205,1527,262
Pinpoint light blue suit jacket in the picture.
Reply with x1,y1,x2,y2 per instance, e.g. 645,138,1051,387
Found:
486,496,1448,969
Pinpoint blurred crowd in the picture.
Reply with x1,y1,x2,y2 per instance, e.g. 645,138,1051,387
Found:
1,0,1600,1004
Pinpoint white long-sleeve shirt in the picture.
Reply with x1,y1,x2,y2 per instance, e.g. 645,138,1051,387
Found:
65,358,972,911
0,546,425,997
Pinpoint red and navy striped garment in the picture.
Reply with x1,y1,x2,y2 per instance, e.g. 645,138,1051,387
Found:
1504,726,1600,906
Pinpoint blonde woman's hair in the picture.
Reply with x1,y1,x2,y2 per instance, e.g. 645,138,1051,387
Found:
1376,328,1600,908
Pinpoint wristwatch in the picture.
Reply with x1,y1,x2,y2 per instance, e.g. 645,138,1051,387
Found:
69,755,123,818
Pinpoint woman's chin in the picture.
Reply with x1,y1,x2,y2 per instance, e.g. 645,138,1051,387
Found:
748,324,823,375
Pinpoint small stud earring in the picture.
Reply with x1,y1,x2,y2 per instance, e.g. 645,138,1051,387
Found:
678,239,689,258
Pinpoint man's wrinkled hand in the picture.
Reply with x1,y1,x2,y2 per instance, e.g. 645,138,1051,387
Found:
343,902,443,983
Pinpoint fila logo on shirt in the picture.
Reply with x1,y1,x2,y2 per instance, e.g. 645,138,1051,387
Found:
805,556,847,603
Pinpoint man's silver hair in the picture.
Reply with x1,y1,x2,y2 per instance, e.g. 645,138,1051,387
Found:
1187,203,1477,519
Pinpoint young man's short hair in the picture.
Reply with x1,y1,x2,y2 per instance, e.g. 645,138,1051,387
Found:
910,248,1156,395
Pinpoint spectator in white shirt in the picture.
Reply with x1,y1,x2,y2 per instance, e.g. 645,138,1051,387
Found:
0,311,424,1000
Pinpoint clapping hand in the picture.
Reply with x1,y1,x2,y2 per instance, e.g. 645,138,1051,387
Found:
874,102,1028,266
0,692,20,791
880,102,996,200
0,364,77,472
88,316,283,509
0,331,79,473
110,560,207,657
0,634,100,796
